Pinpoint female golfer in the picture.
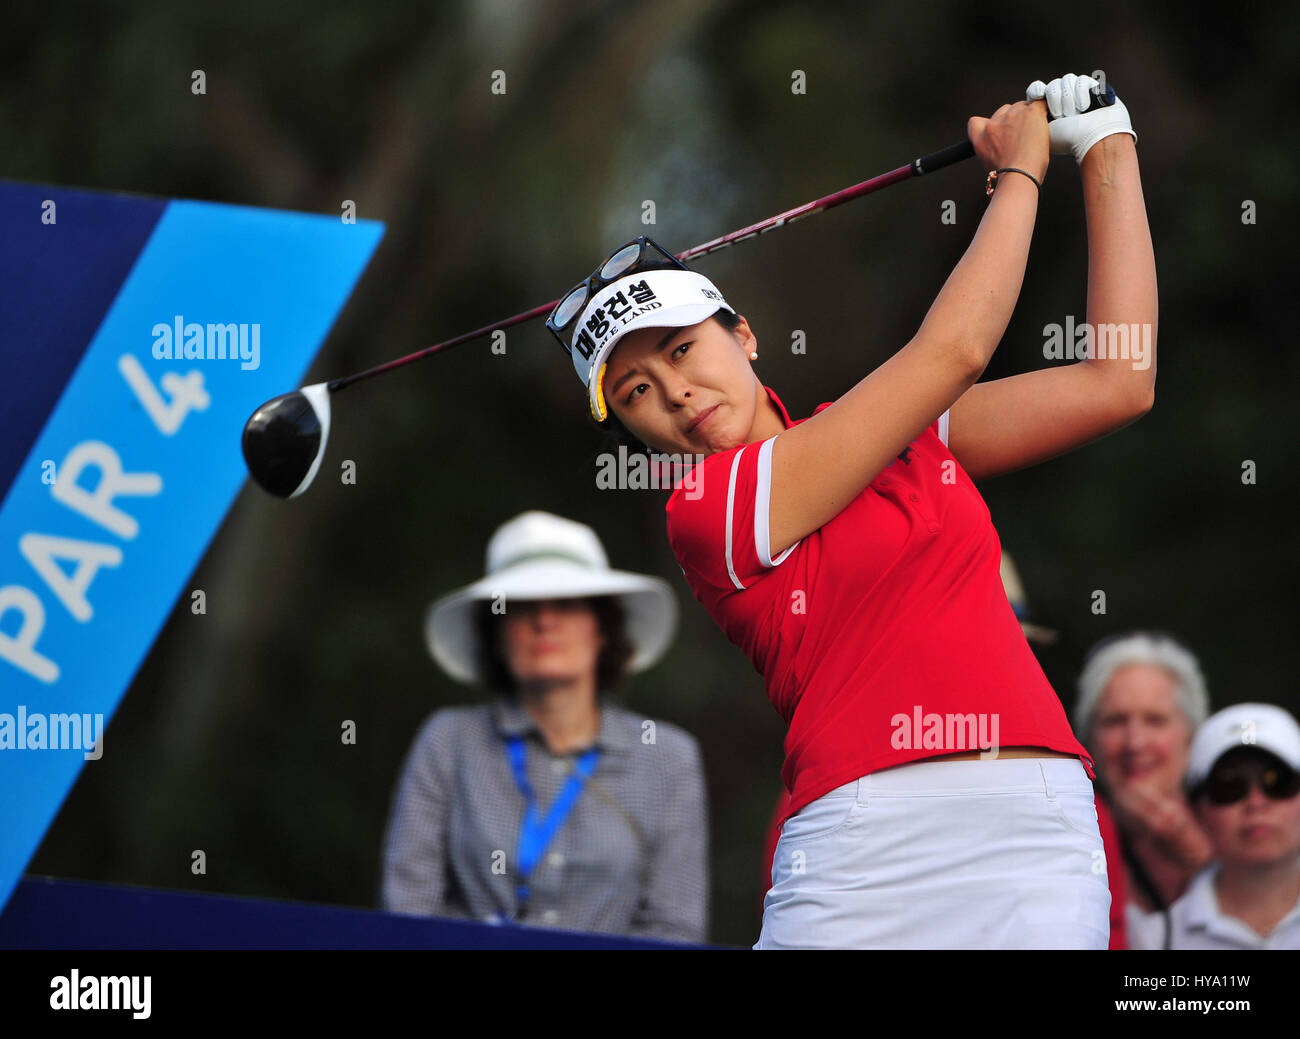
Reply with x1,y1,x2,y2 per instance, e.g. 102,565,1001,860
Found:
381,510,707,941
546,73,1156,948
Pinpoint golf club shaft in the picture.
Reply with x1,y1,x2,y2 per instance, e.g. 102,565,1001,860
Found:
326,84,1117,395
326,139,976,394
678,140,974,263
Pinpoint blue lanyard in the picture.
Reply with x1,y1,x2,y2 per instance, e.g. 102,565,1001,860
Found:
505,734,601,915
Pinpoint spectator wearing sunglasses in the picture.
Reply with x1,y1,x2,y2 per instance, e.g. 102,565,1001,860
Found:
1075,631,1214,948
1128,703,1300,949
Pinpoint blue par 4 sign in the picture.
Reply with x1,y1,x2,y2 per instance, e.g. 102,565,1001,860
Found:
0,181,384,910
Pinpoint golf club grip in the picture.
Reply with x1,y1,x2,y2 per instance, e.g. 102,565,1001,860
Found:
912,81,1117,177
912,140,974,176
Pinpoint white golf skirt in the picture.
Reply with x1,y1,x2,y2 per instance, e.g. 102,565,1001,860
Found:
755,756,1110,949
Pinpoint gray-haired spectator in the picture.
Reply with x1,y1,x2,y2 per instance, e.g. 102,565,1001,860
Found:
381,510,708,941
1075,631,1215,947
1129,703,1300,949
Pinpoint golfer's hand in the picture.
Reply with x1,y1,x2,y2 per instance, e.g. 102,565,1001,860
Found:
967,100,1049,185
1026,73,1136,164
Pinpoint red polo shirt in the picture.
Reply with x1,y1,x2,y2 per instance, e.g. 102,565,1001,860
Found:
666,385,1093,829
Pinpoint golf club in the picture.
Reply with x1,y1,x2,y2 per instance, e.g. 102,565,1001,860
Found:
242,84,1115,498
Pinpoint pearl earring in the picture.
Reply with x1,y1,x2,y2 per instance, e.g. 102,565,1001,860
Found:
749,351,758,361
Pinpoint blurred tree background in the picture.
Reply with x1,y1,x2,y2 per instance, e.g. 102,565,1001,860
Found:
8,0,1298,946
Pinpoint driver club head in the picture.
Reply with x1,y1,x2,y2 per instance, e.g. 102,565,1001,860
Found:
241,383,332,498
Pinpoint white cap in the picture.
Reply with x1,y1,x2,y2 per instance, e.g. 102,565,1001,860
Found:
563,268,733,422
1185,702,1300,789
425,511,678,685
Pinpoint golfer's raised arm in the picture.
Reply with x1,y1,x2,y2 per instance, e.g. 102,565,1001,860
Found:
1080,133,1157,408
766,99,1049,558
945,77,1156,481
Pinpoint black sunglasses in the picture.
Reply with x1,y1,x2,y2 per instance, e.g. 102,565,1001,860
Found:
546,236,688,358
1198,758,1300,806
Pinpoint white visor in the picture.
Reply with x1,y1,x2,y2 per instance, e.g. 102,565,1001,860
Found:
566,269,733,421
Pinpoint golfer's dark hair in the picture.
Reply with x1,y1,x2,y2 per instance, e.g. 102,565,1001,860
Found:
590,279,745,457
473,595,635,696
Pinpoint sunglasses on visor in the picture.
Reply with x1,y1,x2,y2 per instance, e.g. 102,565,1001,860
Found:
546,235,688,354
1197,757,1300,806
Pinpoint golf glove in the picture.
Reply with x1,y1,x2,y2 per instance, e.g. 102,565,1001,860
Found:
1026,73,1135,164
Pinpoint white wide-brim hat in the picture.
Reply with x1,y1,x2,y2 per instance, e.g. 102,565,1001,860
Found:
1186,702,1300,790
425,510,678,685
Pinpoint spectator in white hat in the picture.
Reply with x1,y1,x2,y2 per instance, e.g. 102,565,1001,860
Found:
380,510,708,941
1128,703,1300,949
1075,631,1214,947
